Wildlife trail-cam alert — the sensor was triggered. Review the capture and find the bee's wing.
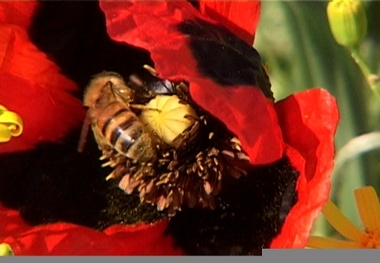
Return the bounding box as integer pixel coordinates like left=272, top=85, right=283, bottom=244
left=128, top=66, right=176, bottom=100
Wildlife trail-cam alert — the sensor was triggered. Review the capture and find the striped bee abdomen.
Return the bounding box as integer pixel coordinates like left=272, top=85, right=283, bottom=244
left=96, top=101, right=156, bottom=163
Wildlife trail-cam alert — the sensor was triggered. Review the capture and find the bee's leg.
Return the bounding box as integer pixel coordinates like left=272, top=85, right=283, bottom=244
left=129, top=74, right=144, bottom=87
left=77, top=110, right=92, bottom=153
left=143, top=64, right=158, bottom=76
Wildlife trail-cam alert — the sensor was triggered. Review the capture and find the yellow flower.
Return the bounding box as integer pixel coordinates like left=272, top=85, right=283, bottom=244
left=307, top=186, right=380, bottom=248
left=0, top=105, right=23, bottom=143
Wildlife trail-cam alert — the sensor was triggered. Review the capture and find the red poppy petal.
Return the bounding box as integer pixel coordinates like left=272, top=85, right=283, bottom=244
left=275, top=88, right=339, bottom=182
left=270, top=88, right=339, bottom=248
left=99, top=1, right=204, bottom=79
left=100, top=1, right=284, bottom=165
left=0, top=12, right=85, bottom=153
left=0, top=2, right=37, bottom=28
left=190, top=78, right=284, bottom=164
left=0, top=204, right=182, bottom=255
left=198, top=1, right=260, bottom=44
left=0, top=204, right=33, bottom=238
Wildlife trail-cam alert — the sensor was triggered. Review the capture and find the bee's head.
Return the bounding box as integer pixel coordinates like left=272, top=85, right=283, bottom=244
left=83, top=71, right=133, bottom=108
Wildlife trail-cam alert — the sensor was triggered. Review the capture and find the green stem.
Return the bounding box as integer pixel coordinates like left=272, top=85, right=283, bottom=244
left=349, top=47, right=380, bottom=101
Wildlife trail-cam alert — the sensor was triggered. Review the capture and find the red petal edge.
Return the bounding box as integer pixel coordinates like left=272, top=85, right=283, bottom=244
left=0, top=204, right=182, bottom=255
left=271, top=88, right=339, bottom=248
left=199, top=1, right=261, bottom=44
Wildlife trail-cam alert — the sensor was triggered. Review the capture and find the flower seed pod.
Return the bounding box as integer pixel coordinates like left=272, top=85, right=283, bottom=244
left=327, top=0, right=367, bottom=48
left=139, top=95, right=198, bottom=147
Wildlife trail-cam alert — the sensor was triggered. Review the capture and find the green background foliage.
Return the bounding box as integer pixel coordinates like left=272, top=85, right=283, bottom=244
left=255, top=0, right=380, bottom=237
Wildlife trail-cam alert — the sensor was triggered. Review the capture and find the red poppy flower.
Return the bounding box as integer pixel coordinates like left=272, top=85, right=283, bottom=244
left=0, top=1, right=85, bottom=154
left=0, top=0, right=339, bottom=255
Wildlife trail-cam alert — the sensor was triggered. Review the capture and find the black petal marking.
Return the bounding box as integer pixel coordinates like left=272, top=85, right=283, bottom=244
left=27, top=1, right=153, bottom=91
left=165, top=156, right=299, bottom=255
left=177, top=19, right=273, bottom=99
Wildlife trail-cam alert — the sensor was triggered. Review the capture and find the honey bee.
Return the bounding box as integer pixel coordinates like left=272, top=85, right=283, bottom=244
left=77, top=67, right=249, bottom=216
left=77, top=71, right=157, bottom=163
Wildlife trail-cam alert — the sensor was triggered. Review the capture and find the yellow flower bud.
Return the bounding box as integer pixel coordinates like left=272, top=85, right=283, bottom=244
left=0, top=243, right=14, bottom=256
left=139, top=95, right=198, bottom=147
left=0, top=105, right=23, bottom=143
left=327, top=0, right=367, bottom=48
